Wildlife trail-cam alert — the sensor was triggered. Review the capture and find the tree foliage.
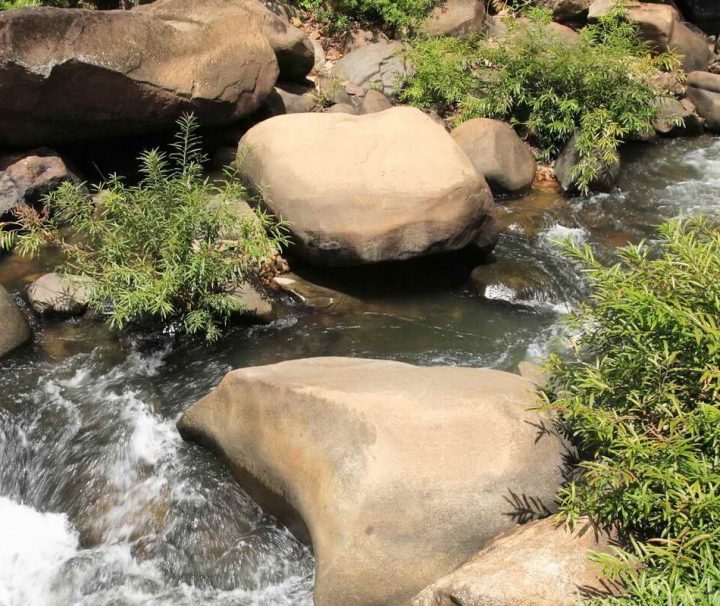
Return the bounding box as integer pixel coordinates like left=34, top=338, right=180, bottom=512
left=402, top=7, right=682, bottom=193
left=542, top=217, right=720, bottom=604
left=1, top=115, right=288, bottom=341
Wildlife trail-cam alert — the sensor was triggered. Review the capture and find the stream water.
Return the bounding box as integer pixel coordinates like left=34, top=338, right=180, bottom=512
left=0, top=135, right=718, bottom=606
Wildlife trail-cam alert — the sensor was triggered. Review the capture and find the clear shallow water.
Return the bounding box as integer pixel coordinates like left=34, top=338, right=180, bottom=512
left=0, top=135, right=719, bottom=605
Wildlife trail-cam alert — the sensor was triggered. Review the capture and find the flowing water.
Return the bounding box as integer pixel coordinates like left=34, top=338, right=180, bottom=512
left=0, top=135, right=719, bottom=605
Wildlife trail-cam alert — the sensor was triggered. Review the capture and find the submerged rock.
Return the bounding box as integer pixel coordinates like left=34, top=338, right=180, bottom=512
left=178, top=357, right=568, bottom=606
left=238, top=107, right=496, bottom=266
left=0, top=0, right=296, bottom=146
left=411, top=517, right=615, bottom=606
left=0, top=149, right=81, bottom=218
left=451, top=118, right=536, bottom=193
left=27, top=272, right=93, bottom=316
left=0, top=285, right=30, bottom=358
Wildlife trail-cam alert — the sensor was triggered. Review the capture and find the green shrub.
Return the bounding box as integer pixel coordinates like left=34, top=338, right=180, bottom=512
left=542, top=217, right=720, bottom=604
left=290, top=0, right=439, bottom=30
left=401, top=8, right=681, bottom=193
left=0, top=115, right=288, bottom=341
left=0, top=0, right=42, bottom=9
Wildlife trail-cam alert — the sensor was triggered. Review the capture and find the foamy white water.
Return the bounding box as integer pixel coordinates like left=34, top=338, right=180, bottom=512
left=0, top=497, right=79, bottom=606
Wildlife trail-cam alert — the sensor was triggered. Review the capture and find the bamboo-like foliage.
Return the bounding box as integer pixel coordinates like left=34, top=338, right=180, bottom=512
left=542, top=217, right=720, bottom=604
left=1, top=114, right=288, bottom=341
left=401, top=6, right=683, bottom=194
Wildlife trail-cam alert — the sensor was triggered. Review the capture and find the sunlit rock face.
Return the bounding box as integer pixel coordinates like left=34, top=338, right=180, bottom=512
left=178, top=357, right=569, bottom=606
left=0, top=0, right=313, bottom=146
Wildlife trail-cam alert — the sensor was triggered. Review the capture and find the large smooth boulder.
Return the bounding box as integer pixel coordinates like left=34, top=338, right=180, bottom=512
left=0, top=0, right=290, bottom=146
left=178, top=357, right=568, bottom=606
left=139, top=0, right=315, bottom=82
left=0, top=149, right=80, bottom=218
left=686, top=70, right=720, bottom=131
left=422, top=0, right=487, bottom=37
left=332, top=41, right=409, bottom=96
left=588, top=0, right=710, bottom=71
left=27, top=272, right=93, bottom=316
left=451, top=118, right=536, bottom=193
left=0, top=285, right=30, bottom=358
left=238, top=107, right=497, bottom=266
left=411, top=517, right=614, bottom=606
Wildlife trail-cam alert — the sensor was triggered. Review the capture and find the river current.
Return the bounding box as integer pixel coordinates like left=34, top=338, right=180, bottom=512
left=0, top=136, right=718, bottom=605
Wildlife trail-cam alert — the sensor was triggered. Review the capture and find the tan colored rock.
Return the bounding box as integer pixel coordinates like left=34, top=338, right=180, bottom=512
left=0, top=285, right=30, bottom=358
left=0, top=0, right=283, bottom=146
left=230, top=282, right=275, bottom=323
left=451, top=118, right=536, bottom=193
left=361, top=89, right=393, bottom=113
left=326, top=102, right=360, bottom=114
left=332, top=41, right=409, bottom=96
left=238, top=107, right=496, bottom=266
left=0, top=149, right=80, bottom=217
left=652, top=96, right=704, bottom=135
left=140, top=0, right=314, bottom=82
left=411, top=517, right=615, bottom=606
left=27, top=272, right=93, bottom=316
left=178, top=357, right=568, bottom=606
left=686, top=70, right=720, bottom=131
left=274, top=81, right=320, bottom=114
left=588, top=1, right=710, bottom=71
left=422, top=0, right=487, bottom=38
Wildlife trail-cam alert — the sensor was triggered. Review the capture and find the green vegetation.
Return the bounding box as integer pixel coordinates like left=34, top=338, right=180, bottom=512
left=402, top=8, right=681, bottom=193
left=542, top=217, right=720, bottom=604
left=290, top=0, right=439, bottom=31
left=1, top=115, right=287, bottom=341
left=0, top=0, right=42, bottom=9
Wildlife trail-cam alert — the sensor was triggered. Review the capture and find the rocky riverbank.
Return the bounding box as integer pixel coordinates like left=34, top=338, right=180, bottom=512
left=1, top=1, right=720, bottom=604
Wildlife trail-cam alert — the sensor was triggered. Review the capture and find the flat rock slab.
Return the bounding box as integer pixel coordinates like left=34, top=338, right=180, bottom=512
left=178, top=357, right=568, bottom=606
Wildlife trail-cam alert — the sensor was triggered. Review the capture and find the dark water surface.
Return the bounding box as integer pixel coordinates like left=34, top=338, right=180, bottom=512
left=0, top=136, right=718, bottom=605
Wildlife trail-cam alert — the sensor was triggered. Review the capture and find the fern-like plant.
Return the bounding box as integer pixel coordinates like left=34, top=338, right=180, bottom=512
left=542, top=217, right=720, bottom=604
left=1, top=114, right=288, bottom=341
